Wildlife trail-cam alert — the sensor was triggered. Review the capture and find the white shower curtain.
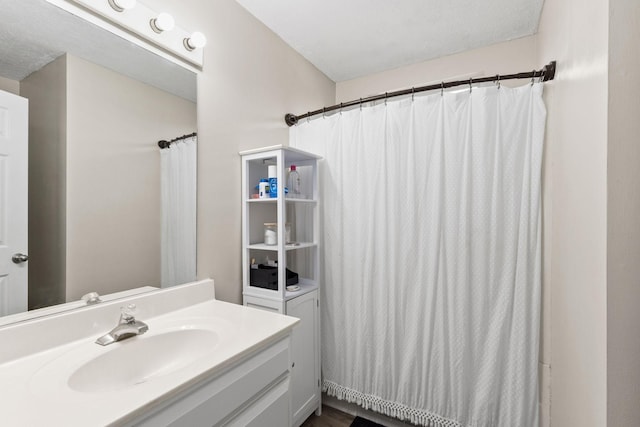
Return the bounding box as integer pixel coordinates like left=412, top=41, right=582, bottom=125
left=290, top=84, right=546, bottom=427
left=160, top=136, right=197, bottom=288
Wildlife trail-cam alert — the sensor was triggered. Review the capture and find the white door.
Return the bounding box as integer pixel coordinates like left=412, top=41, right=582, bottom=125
left=0, top=90, right=28, bottom=316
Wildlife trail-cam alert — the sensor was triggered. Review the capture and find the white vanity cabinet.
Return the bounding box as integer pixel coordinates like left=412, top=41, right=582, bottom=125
left=240, top=146, right=322, bottom=427
left=0, top=280, right=301, bottom=427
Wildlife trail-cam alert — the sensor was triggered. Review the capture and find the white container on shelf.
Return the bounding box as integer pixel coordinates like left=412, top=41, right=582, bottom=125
left=264, top=222, right=291, bottom=245
left=258, top=179, right=270, bottom=198
left=264, top=223, right=277, bottom=245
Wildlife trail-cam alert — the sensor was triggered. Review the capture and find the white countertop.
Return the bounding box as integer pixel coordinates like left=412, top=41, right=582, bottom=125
left=0, top=282, right=298, bottom=426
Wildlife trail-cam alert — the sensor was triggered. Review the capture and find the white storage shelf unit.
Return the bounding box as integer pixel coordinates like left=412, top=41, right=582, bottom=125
left=241, top=146, right=320, bottom=304
left=240, top=145, right=323, bottom=427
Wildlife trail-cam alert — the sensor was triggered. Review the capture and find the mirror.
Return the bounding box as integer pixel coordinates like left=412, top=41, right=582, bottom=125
left=0, top=0, right=198, bottom=323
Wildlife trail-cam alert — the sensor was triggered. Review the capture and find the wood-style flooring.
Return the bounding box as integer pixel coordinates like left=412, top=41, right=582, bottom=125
left=301, top=405, right=355, bottom=427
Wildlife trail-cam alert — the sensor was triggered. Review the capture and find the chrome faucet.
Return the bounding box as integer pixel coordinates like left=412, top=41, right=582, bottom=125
left=95, top=304, right=149, bottom=346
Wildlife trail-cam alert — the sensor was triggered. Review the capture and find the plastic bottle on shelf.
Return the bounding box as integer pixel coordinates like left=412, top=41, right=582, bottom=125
left=258, top=179, right=270, bottom=199
left=268, top=165, right=278, bottom=199
left=288, top=165, right=301, bottom=198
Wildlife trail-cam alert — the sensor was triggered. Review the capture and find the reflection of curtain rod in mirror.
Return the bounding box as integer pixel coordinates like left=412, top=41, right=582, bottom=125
left=158, top=132, right=197, bottom=149
left=45, top=0, right=206, bottom=70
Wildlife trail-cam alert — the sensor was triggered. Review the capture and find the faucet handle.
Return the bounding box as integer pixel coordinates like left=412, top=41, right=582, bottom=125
left=120, top=304, right=137, bottom=322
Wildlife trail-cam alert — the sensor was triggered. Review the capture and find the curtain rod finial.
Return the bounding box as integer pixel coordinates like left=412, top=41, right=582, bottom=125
left=285, top=113, right=298, bottom=127
left=543, top=61, right=557, bottom=81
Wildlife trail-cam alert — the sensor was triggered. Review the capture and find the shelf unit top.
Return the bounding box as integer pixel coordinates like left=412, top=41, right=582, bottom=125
left=239, top=145, right=322, bottom=162
left=246, top=198, right=317, bottom=204
left=244, top=280, right=318, bottom=302
left=248, top=242, right=318, bottom=251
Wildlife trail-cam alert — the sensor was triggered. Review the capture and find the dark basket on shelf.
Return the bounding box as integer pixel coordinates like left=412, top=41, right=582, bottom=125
left=250, top=265, right=299, bottom=290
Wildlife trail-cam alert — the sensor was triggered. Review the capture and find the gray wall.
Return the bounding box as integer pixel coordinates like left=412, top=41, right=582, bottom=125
left=607, top=0, right=640, bottom=424
left=21, top=55, right=67, bottom=310
left=145, top=0, right=336, bottom=303
left=65, top=55, right=196, bottom=300
left=537, top=0, right=609, bottom=424
left=0, top=76, right=19, bottom=95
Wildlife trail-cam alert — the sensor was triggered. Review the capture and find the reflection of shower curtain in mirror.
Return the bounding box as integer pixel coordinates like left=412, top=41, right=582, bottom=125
left=291, top=84, right=546, bottom=427
left=160, top=137, right=197, bottom=287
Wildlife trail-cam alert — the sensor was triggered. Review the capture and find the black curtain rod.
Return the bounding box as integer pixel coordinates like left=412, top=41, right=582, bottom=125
left=285, top=61, right=557, bottom=127
left=158, top=132, right=197, bottom=149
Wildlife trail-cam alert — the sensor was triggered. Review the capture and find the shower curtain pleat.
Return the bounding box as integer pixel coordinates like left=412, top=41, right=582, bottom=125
left=290, top=84, right=546, bottom=427
left=160, top=137, right=197, bottom=288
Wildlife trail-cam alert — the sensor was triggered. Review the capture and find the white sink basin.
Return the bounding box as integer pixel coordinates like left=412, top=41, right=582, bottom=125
left=68, top=329, right=219, bottom=393
left=30, top=324, right=223, bottom=398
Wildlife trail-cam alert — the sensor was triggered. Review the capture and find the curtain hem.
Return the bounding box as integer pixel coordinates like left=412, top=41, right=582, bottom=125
left=323, top=380, right=463, bottom=427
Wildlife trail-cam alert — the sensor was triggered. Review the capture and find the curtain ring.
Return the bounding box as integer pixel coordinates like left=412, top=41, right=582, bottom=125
left=496, top=74, right=500, bottom=89
left=469, top=78, right=473, bottom=93
left=340, top=102, right=343, bottom=115
left=360, top=98, right=363, bottom=111
left=441, top=82, right=444, bottom=96
left=411, top=87, right=415, bottom=102
left=384, top=92, right=388, bottom=106
left=531, top=70, right=536, bottom=86
left=322, top=107, right=326, bottom=119
left=307, top=112, right=310, bottom=123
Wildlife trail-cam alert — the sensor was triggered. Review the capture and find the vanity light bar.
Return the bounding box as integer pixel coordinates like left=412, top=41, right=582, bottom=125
left=46, top=0, right=205, bottom=68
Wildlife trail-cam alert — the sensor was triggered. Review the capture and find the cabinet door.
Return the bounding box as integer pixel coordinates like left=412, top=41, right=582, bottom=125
left=286, top=290, right=320, bottom=426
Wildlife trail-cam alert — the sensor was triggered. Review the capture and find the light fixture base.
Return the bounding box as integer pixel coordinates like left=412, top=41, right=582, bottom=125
left=107, top=0, right=124, bottom=12
left=183, top=32, right=206, bottom=51
left=149, top=12, right=175, bottom=33
left=183, top=38, right=195, bottom=51
left=150, top=18, right=162, bottom=33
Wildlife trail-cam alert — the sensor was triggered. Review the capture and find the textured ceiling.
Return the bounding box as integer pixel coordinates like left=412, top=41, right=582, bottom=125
left=234, top=0, right=544, bottom=82
left=0, top=0, right=196, bottom=101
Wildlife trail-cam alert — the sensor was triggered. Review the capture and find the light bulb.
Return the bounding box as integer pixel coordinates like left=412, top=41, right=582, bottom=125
left=108, top=0, right=136, bottom=12
left=184, top=32, right=207, bottom=51
left=150, top=12, right=175, bottom=33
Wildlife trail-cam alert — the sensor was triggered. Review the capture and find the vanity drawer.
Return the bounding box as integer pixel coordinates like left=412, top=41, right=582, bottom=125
left=130, top=336, right=291, bottom=427
left=224, top=376, right=290, bottom=427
